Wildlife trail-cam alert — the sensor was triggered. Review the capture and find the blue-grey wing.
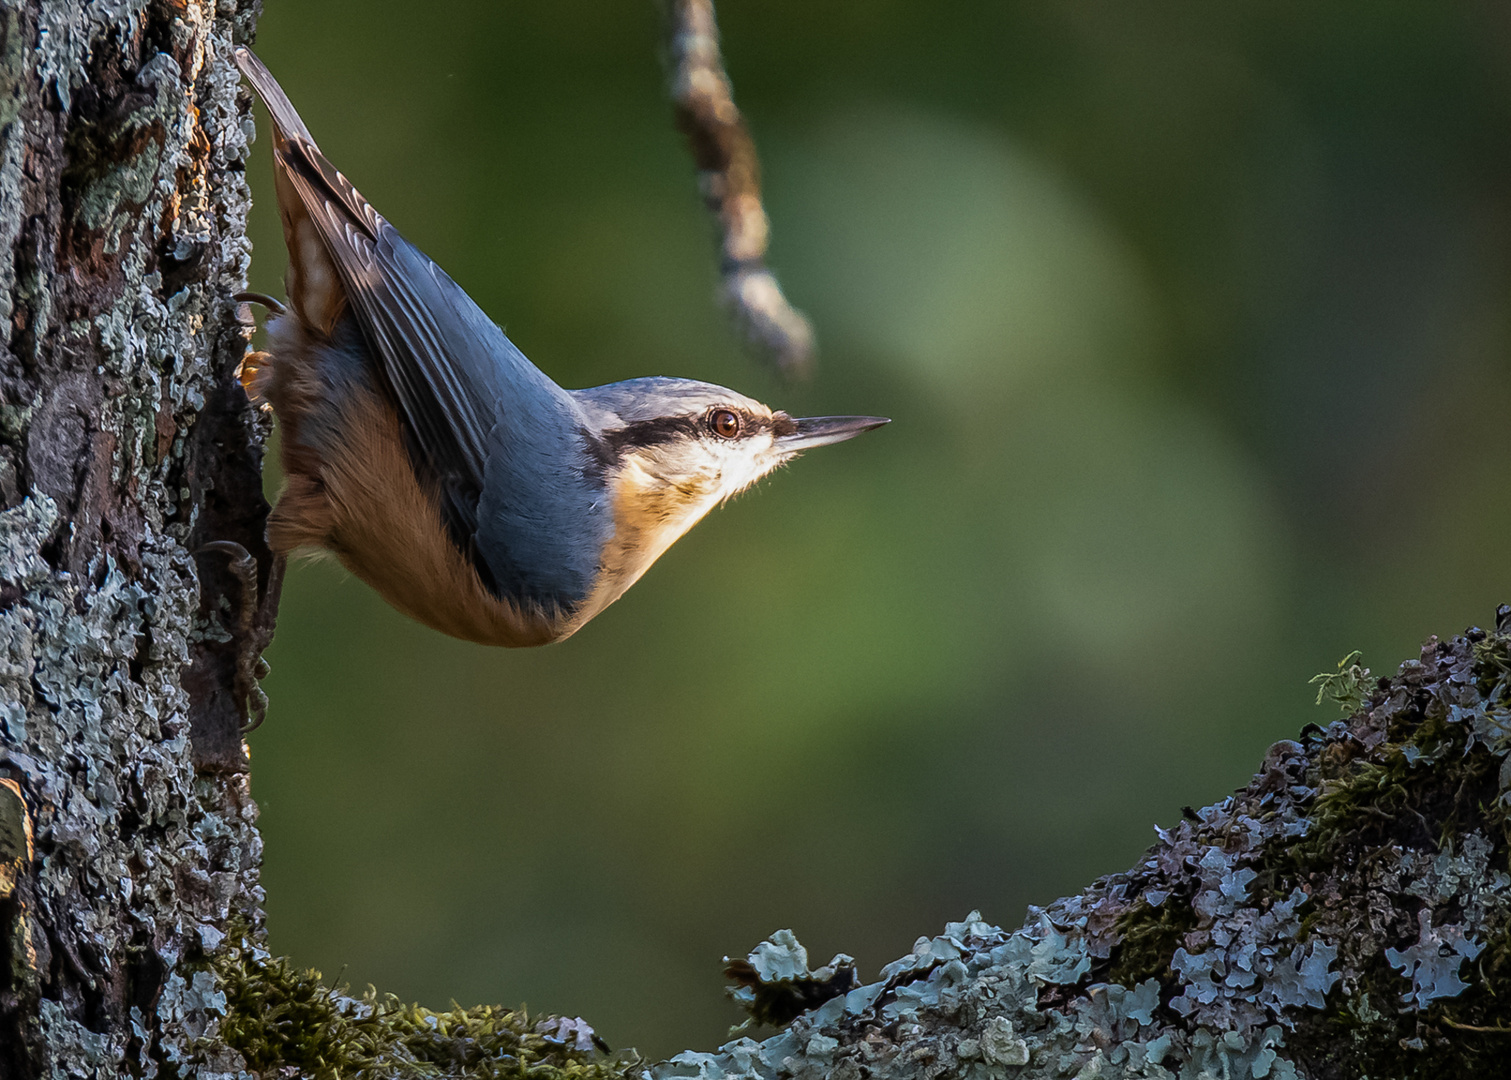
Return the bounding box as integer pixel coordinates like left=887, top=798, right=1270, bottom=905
left=238, top=48, right=605, bottom=609
left=236, top=47, right=511, bottom=543
left=289, top=158, right=606, bottom=608
left=282, top=144, right=511, bottom=539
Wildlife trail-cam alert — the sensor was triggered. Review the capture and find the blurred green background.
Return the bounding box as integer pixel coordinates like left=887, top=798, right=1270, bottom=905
left=244, top=0, right=1511, bottom=1058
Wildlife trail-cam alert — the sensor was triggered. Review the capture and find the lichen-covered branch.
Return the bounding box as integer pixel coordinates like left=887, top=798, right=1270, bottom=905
left=196, top=615, right=1511, bottom=1080
left=3, top=3, right=1508, bottom=1077
left=654, top=620, right=1511, bottom=1080
left=666, top=0, right=815, bottom=378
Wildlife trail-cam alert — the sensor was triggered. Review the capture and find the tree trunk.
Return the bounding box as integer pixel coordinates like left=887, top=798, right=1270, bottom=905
left=0, top=3, right=1507, bottom=1078
left=0, top=1, right=269, bottom=1076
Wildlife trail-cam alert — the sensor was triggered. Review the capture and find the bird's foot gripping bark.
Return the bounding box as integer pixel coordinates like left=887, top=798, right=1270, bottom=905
left=194, top=541, right=284, bottom=732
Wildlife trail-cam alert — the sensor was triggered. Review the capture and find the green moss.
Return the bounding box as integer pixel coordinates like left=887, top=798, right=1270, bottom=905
left=1105, top=897, right=1198, bottom=991
left=1289, top=647, right=1508, bottom=868
left=1309, top=650, right=1372, bottom=714
left=0, top=8, right=26, bottom=131
left=1279, top=628, right=1511, bottom=1077
left=1295, top=952, right=1511, bottom=1077
left=209, top=935, right=641, bottom=1080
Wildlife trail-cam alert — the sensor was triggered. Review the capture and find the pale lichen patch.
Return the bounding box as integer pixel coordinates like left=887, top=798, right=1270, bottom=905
left=1, top=0, right=266, bottom=1073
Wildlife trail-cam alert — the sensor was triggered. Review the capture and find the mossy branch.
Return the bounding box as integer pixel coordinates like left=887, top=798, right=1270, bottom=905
left=209, top=933, right=638, bottom=1080
left=211, top=615, right=1511, bottom=1080
left=5, top=2, right=1509, bottom=1078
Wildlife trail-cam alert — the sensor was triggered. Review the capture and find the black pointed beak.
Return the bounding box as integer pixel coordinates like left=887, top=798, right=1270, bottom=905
left=775, top=415, right=890, bottom=453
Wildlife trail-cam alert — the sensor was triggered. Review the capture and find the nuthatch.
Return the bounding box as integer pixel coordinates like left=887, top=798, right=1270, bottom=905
left=233, top=49, right=887, bottom=647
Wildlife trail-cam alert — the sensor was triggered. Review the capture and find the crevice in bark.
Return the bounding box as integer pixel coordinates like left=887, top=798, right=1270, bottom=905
left=0, top=0, right=268, bottom=1075
left=2, top=1, right=1508, bottom=1077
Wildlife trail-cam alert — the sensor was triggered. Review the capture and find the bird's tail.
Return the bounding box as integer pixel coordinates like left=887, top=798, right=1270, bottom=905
left=232, top=46, right=347, bottom=337
left=234, top=46, right=318, bottom=150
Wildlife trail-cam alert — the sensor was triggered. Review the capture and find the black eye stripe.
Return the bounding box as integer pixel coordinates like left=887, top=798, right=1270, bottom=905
left=602, top=409, right=782, bottom=453
left=601, top=415, right=703, bottom=454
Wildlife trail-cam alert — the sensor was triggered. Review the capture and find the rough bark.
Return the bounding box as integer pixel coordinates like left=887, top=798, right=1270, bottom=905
left=663, top=623, right=1511, bottom=1080
left=187, top=615, right=1511, bottom=1080
left=0, top=2, right=1508, bottom=1079
left=0, top=1, right=270, bottom=1076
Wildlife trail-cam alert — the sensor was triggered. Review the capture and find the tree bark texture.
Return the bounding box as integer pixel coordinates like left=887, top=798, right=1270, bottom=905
left=0, top=3, right=1508, bottom=1078
left=0, top=1, right=268, bottom=1077
left=180, top=617, right=1511, bottom=1080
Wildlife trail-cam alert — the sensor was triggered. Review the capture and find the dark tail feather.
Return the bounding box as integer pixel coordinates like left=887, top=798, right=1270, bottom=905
left=234, top=46, right=347, bottom=337
left=234, top=47, right=318, bottom=149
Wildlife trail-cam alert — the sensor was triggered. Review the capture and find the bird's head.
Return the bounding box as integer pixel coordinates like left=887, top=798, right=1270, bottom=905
left=581, top=377, right=886, bottom=512
left=572, top=377, right=887, bottom=588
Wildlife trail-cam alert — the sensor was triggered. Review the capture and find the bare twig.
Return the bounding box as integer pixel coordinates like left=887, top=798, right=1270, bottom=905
left=667, top=0, right=815, bottom=378
left=1441, top=1016, right=1511, bottom=1034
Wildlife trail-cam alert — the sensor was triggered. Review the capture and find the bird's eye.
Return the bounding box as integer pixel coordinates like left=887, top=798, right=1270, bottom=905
left=708, top=409, right=741, bottom=439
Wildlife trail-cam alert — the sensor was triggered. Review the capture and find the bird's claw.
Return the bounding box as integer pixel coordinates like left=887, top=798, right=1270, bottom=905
left=193, top=541, right=284, bottom=733
left=233, top=290, right=287, bottom=316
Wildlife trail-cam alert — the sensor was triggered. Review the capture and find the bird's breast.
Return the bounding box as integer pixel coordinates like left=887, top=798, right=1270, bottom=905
left=559, top=456, right=720, bottom=634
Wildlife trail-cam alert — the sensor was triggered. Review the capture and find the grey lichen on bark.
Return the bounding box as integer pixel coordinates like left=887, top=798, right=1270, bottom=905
left=666, top=625, right=1511, bottom=1080
left=0, top=2, right=1508, bottom=1078
left=0, top=1, right=270, bottom=1076
left=180, top=617, right=1511, bottom=1080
